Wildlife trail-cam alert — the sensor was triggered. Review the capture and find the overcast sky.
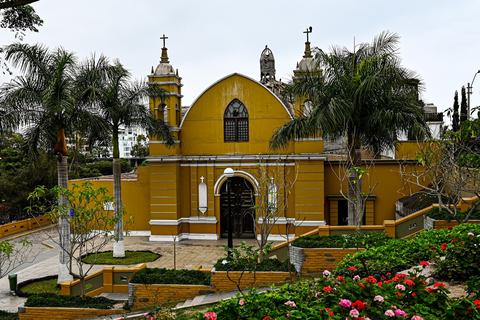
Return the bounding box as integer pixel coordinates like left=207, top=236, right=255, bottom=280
left=2, top=0, right=480, bottom=115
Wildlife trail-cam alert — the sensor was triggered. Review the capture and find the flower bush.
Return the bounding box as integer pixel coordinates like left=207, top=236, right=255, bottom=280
left=337, top=224, right=480, bottom=278
left=197, top=270, right=480, bottom=319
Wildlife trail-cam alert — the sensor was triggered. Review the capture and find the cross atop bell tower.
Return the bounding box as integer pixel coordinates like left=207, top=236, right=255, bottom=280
left=303, top=26, right=313, bottom=58
left=160, top=34, right=169, bottom=63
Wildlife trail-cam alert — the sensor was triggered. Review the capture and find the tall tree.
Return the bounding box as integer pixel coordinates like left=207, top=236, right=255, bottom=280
left=452, top=90, right=460, bottom=131
left=0, top=0, right=42, bottom=34
left=460, top=86, right=468, bottom=124
left=78, top=57, right=173, bottom=257
left=271, top=32, right=429, bottom=225
left=0, top=43, right=103, bottom=283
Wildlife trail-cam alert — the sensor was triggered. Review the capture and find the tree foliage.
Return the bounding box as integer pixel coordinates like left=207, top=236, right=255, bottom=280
left=452, top=90, right=460, bottom=131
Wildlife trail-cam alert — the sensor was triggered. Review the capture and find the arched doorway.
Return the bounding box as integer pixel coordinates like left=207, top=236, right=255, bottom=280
left=220, top=177, right=255, bottom=239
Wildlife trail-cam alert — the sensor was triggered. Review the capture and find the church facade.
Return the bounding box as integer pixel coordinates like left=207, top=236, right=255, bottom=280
left=80, top=35, right=422, bottom=241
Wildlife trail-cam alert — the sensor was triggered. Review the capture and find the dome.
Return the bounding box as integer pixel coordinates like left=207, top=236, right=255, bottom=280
left=154, top=62, right=175, bottom=76
left=297, top=56, right=317, bottom=72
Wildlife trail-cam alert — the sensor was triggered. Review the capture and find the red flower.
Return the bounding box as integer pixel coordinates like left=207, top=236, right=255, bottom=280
left=359, top=283, right=365, bottom=289
left=263, top=316, right=273, bottom=320
left=411, top=292, right=417, bottom=297
left=434, top=282, right=446, bottom=288
left=474, top=300, right=480, bottom=305
left=441, top=243, right=448, bottom=251
left=337, top=275, right=345, bottom=282
left=404, top=279, right=415, bottom=287
left=347, top=266, right=358, bottom=272
left=419, top=261, right=430, bottom=267
left=395, top=291, right=403, bottom=297
left=366, top=276, right=377, bottom=283
left=426, top=288, right=434, bottom=293
left=204, top=312, right=217, bottom=320
left=377, top=281, right=383, bottom=287
left=323, top=286, right=333, bottom=293
left=352, top=299, right=366, bottom=310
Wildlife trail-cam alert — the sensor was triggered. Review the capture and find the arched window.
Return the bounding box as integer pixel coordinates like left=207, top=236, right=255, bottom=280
left=224, top=99, right=249, bottom=142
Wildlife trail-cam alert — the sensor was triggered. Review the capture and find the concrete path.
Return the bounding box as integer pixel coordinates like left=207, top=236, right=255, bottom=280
left=0, top=227, right=257, bottom=313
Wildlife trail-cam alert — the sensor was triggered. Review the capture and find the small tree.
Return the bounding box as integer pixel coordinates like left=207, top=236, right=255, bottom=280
left=252, top=162, right=297, bottom=261
left=130, top=134, right=149, bottom=158
left=400, top=130, right=480, bottom=223
left=0, top=238, right=33, bottom=279
left=29, top=182, right=118, bottom=296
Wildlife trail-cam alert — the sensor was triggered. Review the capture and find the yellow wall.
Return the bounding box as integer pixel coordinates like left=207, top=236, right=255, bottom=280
left=324, top=161, right=422, bottom=224
left=70, top=166, right=150, bottom=231
left=179, top=73, right=323, bottom=155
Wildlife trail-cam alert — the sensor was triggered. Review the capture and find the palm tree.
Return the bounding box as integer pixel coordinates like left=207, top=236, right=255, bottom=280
left=271, top=32, right=429, bottom=226
left=0, top=43, right=103, bottom=283
left=79, top=57, right=173, bottom=257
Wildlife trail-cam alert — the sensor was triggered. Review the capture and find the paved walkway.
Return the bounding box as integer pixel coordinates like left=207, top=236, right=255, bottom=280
left=0, top=227, right=257, bottom=313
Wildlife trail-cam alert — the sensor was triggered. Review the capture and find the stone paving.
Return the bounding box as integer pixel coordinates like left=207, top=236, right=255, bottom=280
left=0, top=226, right=257, bottom=313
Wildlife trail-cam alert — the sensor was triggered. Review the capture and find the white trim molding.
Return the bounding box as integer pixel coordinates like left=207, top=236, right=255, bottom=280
left=126, top=230, right=151, bottom=237
left=257, top=217, right=296, bottom=225
left=256, top=234, right=296, bottom=241
left=147, top=154, right=326, bottom=163
left=149, top=216, right=218, bottom=226
left=213, top=170, right=260, bottom=196
left=149, top=233, right=219, bottom=242
left=295, top=220, right=327, bottom=227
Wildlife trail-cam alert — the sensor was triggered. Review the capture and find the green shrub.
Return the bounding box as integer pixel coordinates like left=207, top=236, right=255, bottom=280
left=213, top=242, right=294, bottom=272
left=130, top=268, right=211, bottom=285
left=25, top=294, right=116, bottom=309
left=427, top=207, right=480, bottom=221
left=292, top=232, right=390, bottom=249
left=435, top=230, right=480, bottom=282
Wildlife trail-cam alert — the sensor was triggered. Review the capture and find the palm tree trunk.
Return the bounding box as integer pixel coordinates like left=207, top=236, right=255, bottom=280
left=56, top=129, right=73, bottom=284
left=112, top=128, right=125, bottom=258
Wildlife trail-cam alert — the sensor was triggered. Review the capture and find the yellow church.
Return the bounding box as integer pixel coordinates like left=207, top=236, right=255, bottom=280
left=84, top=34, right=426, bottom=241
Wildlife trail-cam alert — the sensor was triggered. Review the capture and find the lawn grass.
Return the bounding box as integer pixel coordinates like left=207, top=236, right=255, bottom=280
left=0, top=310, right=17, bottom=320
left=19, top=278, right=60, bottom=295
left=82, top=250, right=160, bottom=265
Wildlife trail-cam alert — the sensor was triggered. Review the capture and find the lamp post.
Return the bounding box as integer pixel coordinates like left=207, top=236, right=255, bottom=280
left=467, top=70, right=480, bottom=119
left=224, top=168, right=235, bottom=256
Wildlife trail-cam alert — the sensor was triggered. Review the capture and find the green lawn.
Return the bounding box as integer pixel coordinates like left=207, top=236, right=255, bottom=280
left=82, top=250, right=160, bottom=265
left=19, top=278, right=60, bottom=296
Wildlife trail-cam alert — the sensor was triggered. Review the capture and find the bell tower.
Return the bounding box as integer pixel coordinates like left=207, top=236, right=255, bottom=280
left=260, top=45, right=276, bottom=84
left=148, top=34, right=183, bottom=145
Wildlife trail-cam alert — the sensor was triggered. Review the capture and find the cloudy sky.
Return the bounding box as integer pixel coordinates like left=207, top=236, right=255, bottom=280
left=2, top=0, right=480, bottom=115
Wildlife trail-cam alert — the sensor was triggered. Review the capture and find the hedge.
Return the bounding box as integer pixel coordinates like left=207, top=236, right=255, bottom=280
left=25, top=294, right=117, bottom=309
left=130, top=268, right=211, bottom=285
left=292, top=232, right=390, bottom=248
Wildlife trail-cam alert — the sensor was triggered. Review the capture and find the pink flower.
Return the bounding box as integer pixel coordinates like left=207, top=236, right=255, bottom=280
left=323, top=270, right=331, bottom=277
left=349, top=308, right=360, bottom=318
left=204, top=311, right=217, bottom=320
left=353, top=275, right=361, bottom=281
left=395, top=284, right=406, bottom=291
left=373, top=295, right=384, bottom=303
left=395, top=309, right=408, bottom=317
left=339, top=298, right=352, bottom=308
left=385, top=309, right=395, bottom=317
left=239, top=299, right=245, bottom=306
left=284, top=300, right=297, bottom=308
left=411, top=316, right=424, bottom=320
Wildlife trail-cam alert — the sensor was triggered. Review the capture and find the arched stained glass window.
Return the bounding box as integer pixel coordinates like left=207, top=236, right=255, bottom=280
left=224, top=99, right=249, bottom=142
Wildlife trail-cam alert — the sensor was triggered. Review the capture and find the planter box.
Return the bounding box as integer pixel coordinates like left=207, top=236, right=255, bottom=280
left=424, top=216, right=480, bottom=230
left=128, top=283, right=214, bottom=310
left=18, top=306, right=124, bottom=320
left=210, top=269, right=292, bottom=292
left=290, top=246, right=363, bottom=274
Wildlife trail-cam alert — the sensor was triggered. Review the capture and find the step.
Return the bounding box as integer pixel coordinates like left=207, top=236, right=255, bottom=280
left=98, top=292, right=129, bottom=301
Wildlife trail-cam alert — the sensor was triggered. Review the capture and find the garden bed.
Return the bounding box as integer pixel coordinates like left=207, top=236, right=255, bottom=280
left=17, top=275, right=60, bottom=297
left=128, top=268, right=213, bottom=309
left=290, top=233, right=389, bottom=274
left=81, top=250, right=160, bottom=265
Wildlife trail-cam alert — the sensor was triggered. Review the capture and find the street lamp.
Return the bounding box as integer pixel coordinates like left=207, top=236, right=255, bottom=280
left=223, top=168, right=235, bottom=256
left=467, top=70, right=480, bottom=119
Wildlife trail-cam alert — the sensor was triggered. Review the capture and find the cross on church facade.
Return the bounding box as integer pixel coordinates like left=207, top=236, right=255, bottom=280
left=161, top=34, right=168, bottom=48
left=303, top=26, right=312, bottom=42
